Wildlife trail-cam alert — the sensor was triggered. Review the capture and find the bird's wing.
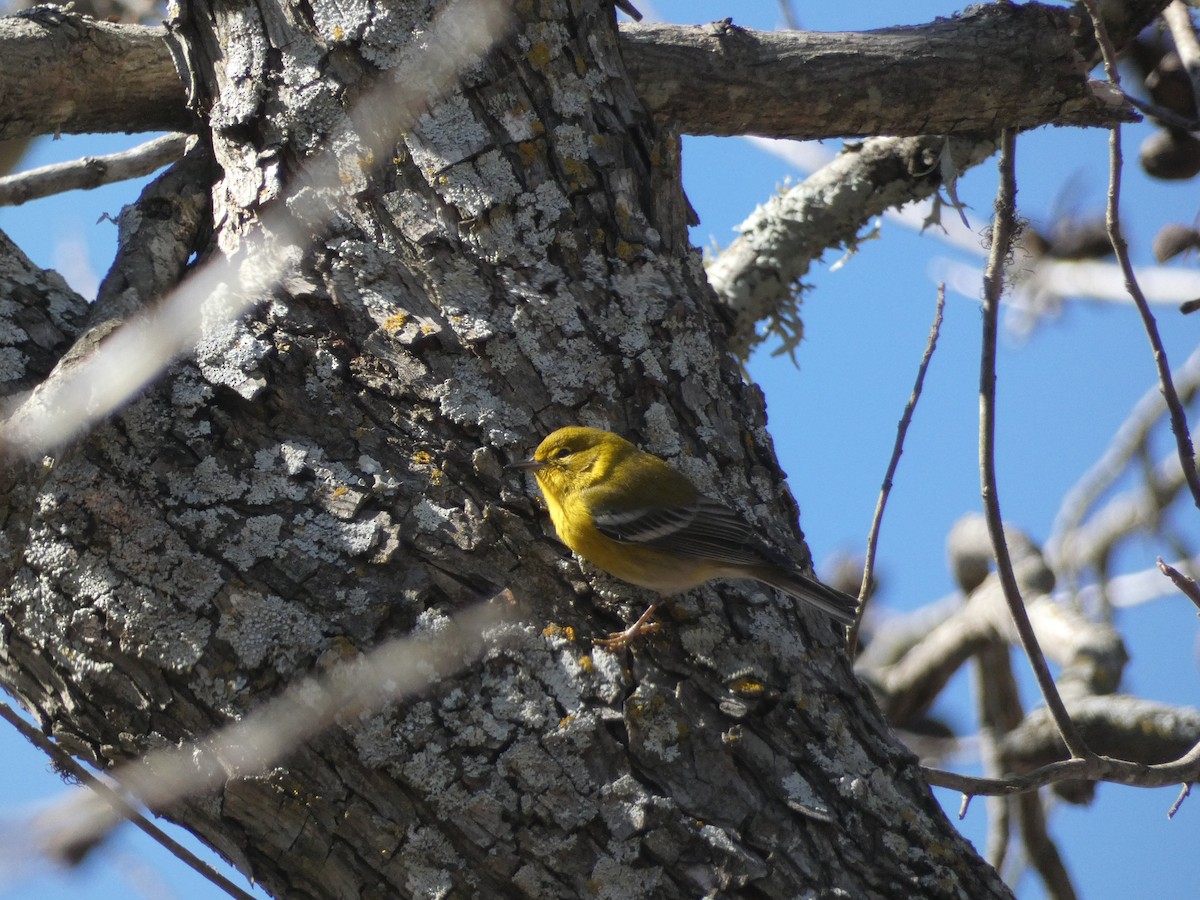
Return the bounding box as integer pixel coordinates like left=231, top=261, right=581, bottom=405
left=593, top=496, right=785, bottom=568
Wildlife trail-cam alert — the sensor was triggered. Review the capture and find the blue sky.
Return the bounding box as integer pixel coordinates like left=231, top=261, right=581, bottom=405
left=2, top=2, right=1199, bottom=898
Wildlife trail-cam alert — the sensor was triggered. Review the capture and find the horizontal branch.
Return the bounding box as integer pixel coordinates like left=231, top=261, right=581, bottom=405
left=622, top=5, right=1132, bottom=140
left=0, top=133, right=189, bottom=205
left=0, top=8, right=190, bottom=140
left=924, top=733, right=1200, bottom=797
left=0, top=4, right=1136, bottom=142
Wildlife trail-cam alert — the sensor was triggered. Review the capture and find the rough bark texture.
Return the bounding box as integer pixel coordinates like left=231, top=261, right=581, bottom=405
left=0, top=1, right=1019, bottom=898
left=622, top=5, right=1129, bottom=139
left=0, top=7, right=192, bottom=140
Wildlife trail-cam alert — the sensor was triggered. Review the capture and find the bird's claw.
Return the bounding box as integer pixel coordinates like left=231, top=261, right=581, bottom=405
left=594, top=619, right=661, bottom=650
left=593, top=602, right=662, bottom=650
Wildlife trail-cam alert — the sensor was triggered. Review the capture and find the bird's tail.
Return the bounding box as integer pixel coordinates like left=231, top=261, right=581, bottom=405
left=755, top=568, right=859, bottom=626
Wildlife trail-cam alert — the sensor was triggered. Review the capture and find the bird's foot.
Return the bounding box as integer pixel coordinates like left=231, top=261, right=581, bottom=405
left=594, top=602, right=661, bottom=650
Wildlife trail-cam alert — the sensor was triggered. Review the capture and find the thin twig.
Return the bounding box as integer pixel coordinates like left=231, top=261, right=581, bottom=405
left=1167, top=783, right=1191, bottom=818
left=0, top=701, right=257, bottom=900
left=1158, top=556, right=1200, bottom=610
left=0, top=134, right=189, bottom=206
left=848, top=284, right=944, bottom=656
left=1084, top=0, right=1200, bottom=511
left=979, top=129, right=1090, bottom=760
left=924, top=735, right=1200, bottom=796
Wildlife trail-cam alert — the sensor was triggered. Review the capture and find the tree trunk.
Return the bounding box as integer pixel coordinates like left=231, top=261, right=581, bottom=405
left=0, top=1, right=1011, bottom=896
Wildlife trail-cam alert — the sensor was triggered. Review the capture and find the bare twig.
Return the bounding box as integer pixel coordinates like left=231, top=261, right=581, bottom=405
left=0, top=133, right=188, bottom=206
left=1167, top=783, right=1191, bottom=818
left=1084, top=0, right=1200, bottom=510
left=848, top=285, right=944, bottom=656
left=1158, top=557, right=1200, bottom=609
left=924, top=735, right=1200, bottom=795
left=979, top=129, right=1089, bottom=760
left=0, top=701, right=257, bottom=900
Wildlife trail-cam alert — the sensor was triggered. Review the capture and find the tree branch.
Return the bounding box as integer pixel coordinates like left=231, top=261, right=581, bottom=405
left=0, top=133, right=190, bottom=206
left=0, top=3, right=1147, bottom=142
left=622, top=5, right=1131, bottom=140
left=0, top=9, right=190, bottom=140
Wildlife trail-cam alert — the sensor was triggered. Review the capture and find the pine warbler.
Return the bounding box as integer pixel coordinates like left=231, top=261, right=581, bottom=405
left=510, top=426, right=858, bottom=648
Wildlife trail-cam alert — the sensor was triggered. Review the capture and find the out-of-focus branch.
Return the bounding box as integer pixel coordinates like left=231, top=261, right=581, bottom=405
left=865, top=566, right=1124, bottom=727
left=0, top=701, right=258, bottom=900
left=0, top=133, right=189, bottom=206
left=1050, top=345, right=1200, bottom=573
left=974, top=623, right=1022, bottom=870
left=1016, top=791, right=1077, bottom=900
left=1162, top=2, right=1200, bottom=114
left=1000, top=696, right=1200, bottom=780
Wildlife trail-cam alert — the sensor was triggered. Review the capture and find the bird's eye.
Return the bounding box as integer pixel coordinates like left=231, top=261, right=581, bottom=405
left=552, top=447, right=573, bottom=459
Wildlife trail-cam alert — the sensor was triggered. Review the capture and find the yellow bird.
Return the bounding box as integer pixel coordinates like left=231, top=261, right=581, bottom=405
left=510, top=426, right=858, bottom=648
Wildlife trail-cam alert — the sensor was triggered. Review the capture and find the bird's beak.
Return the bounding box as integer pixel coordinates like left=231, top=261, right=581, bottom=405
left=506, top=457, right=543, bottom=472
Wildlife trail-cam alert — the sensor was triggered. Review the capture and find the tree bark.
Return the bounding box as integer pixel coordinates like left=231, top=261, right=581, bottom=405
left=0, top=1, right=1023, bottom=897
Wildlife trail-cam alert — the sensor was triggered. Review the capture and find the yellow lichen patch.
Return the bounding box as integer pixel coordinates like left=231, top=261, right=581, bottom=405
left=730, top=676, right=765, bottom=696
left=627, top=694, right=665, bottom=720
left=614, top=239, right=639, bottom=262
left=577, top=654, right=594, bottom=673
left=383, top=312, right=407, bottom=333
left=518, top=141, right=540, bottom=167
left=542, top=623, right=576, bottom=641
left=526, top=42, right=552, bottom=69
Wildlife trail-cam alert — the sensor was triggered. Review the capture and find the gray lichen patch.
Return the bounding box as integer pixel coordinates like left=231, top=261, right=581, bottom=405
left=214, top=588, right=326, bottom=670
